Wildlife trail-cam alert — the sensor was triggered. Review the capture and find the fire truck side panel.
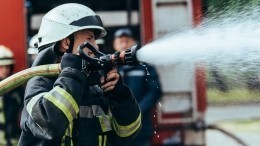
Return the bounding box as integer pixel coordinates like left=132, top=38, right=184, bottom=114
left=0, top=0, right=27, bottom=72
left=141, top=0, right=205, bottom=145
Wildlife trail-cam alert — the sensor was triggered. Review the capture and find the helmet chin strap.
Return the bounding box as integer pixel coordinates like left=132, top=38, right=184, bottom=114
left=66, top=34, right=75, bottom=53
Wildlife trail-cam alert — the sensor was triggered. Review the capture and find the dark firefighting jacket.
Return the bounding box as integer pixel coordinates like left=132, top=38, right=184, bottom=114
left=18, top=46, right=141, bottom=146
left=119, top=65, right=162, bottom=140
left=0, top=85, right=24, bottom=146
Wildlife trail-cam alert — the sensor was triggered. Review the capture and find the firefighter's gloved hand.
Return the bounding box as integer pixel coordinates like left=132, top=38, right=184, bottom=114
left=110, top=75, right=125, bottom=96
left=61, top=53, right=90, bottom=77
left=101, top=68, right=126, bottom=103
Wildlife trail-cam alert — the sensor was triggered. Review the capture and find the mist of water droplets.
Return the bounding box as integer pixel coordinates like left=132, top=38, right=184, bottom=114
left=137, top=8, right=260, bottom=73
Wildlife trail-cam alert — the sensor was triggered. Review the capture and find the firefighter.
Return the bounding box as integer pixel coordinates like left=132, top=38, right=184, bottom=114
left=27, top=34, right=38, bottom=67
left=18, top=3, right=141, bottom=146
left=0, top=45, right=24, bottom=146
left=113, top=28, right=162, bottom=146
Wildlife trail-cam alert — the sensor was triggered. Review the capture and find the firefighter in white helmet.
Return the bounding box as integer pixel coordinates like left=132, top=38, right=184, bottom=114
left=0, top=45, right=24, bottom=146
left=18, top=3, right=141, bottom=146
left=27, top=34, right=39, bottom=67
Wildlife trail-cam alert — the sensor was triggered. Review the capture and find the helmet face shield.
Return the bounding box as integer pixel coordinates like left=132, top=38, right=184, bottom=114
left=70, top=15, right=105, bottom=39
left=37, top=3, right=107, bottom=49
left=70, top=15, right=103, bottom=28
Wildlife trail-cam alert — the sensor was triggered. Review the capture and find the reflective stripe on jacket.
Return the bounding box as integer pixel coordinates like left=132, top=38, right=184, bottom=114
left=18, top=46, right=141, bottom=146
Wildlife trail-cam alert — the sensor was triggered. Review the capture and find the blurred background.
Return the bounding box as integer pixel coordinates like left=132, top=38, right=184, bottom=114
left=0, top=0, right=260, bottom=146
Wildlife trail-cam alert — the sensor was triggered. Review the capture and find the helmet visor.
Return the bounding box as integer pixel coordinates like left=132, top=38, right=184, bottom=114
left=70, top=15, right=103, bottom=27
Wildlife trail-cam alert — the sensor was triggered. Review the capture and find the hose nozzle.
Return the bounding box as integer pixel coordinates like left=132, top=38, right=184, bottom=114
left=110, top=45, right=140, bottom=66
left=78, top=42, right=141, bottom=70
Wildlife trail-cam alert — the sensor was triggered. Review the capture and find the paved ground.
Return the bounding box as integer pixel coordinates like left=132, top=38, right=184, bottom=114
left=207, top=131, right=260, bottom=146
left=206, top=104, right=260, bottom=146
left=206, top=104, right=260, bottom=124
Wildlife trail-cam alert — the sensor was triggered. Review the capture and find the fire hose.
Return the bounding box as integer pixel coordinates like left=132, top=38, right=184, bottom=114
left=0, top=42, right=140, bottom=96
left=153, top=120, right=249, bottom=146
left=0, top=64, right=61, bottom=96
left=189, top=120, right=249, bottom=146
left=206, top=124, right=249, bottom=146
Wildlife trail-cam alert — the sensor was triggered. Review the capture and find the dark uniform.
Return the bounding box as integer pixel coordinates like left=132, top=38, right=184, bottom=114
left=120, top=64, right=162, bottom=146
left=18, top=46, right=141, bottom=146
left=0, top=85, right=24, bottom=146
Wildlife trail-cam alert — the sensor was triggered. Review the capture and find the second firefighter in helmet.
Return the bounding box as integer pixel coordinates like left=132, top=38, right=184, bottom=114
left=0, top=45, right=24, bottom=146
left=18, top=3, right=141, bottom=146
left=0, top=46, right=15, bottom=79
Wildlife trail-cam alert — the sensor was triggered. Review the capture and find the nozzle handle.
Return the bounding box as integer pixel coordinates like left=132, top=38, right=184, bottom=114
left=78, top=41, right=105, bottom=69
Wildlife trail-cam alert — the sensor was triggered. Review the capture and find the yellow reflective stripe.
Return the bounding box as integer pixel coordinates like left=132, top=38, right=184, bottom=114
left=43, top=86, right=79, bottom=122
left=48, top=89, right=77, bottom=118
left=54, top=86, right=79, bottom=114
left=0, top=97, right=5, bottom=123
left=98, top=115, right=112, bottom=132
left=99, top=135, right=102, bottom=146
left=61, top=122, right=73, bottom=146
left=10, top=138, right=18, bottom=146
left=65, top=122, right=73, bottom=138
left=26, top=92, right=47, bottom=117
left=61, top=136, right=65, bottom=146
left=103, top=135, right=107, bottom=146
left=0, top=130, right=6, bottom=145
left=44, top=93, right=74, bottom=122
left=0, top=97, right=3, bottom=108
left=111, top=113, right=141, bottom=137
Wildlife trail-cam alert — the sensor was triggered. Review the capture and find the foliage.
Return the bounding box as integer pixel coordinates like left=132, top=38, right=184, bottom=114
left=207, top=88, right=260, bottom=104
left=205, top=0, right=260, bottom=18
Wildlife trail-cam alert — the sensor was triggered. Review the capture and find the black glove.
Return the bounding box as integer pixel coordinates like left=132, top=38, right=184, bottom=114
left=61, top=53, right=90, bottom=77
left=105, top=75, right=127, bottom=103
left=110, top=75, right=125, bottom=96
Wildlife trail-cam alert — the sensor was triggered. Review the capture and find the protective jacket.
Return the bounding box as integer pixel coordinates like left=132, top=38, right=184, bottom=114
left=119, top=64, right=162, bottom=141
left=0, top=83, right=24, bottom=146
left=18, top=46, right=141, bottom=146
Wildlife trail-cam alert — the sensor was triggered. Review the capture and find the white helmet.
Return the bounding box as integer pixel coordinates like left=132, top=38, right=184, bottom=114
left=28, top=34, right=39, bottom=55
left=37, top=3, right=107, bottom=48
left=0, top=45, right=15, bottom=66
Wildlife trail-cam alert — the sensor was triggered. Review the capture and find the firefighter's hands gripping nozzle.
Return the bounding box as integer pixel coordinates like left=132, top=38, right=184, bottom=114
left=77, top=42, right=141, bottom=71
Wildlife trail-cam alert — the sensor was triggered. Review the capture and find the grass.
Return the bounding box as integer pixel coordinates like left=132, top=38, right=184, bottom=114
left=207, top=88, right=260, bottom=105
left=218, top=118, right=260, bottom=133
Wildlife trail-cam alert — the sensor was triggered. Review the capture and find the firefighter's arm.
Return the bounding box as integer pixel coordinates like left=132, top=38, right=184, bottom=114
left=101, top=69, right=141, bottom=142
left=107, top=87, right=141, bottom=145
left=22, top=54, right=87, bottom=139
left=139, top=65, right=162, bottom=114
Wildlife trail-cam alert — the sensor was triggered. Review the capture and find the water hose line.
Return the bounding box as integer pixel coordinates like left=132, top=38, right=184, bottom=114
left=191, top=120, right=248, bottom=146
left=0, top=64, right=61, bottom=96
left=206, top=124, right=249, bottom=146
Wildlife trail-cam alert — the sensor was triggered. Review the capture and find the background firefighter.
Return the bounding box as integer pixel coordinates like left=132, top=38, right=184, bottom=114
left=113, top=28, right=162, bottom=146
left=0, top=45, right=24, bottom=146
left=18, top=3, right=141, bottom=146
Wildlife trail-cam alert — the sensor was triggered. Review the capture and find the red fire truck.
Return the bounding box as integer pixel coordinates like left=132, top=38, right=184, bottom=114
left=0, top=1, right=27, bottom=73
left=0, top=0, right=207, bottom=145
left=140, top=1, right=206, bottom=146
